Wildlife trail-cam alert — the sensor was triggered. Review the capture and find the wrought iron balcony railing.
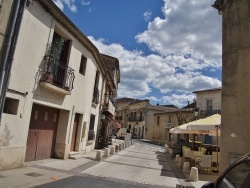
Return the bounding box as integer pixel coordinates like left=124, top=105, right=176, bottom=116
left=127, top=116, right=144, bottom=122
left=41, top=61, right=75, bottom=91
left=88, top=130, right=95, bottom=141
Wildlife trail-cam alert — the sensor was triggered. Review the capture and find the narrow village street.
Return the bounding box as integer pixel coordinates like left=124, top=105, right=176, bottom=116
left=0, top=140, right=215, bottom=188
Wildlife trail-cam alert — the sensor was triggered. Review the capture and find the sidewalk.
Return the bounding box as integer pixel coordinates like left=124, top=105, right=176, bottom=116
left=0, top=139, right=216, bottom=188
left=0, top=139, right=125, bottom=188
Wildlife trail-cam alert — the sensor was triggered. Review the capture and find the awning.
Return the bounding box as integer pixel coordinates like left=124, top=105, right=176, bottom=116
left=103, top=114, right=121, bottom=128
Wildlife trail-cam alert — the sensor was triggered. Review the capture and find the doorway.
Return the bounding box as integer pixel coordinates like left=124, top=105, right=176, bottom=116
left=71, top=113, right=79, bottom=151
left=25, top=104, right=59, bottom=162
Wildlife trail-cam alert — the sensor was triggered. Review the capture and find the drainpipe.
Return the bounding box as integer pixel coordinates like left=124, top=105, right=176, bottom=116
left=0, top=0, right=27, bottom=122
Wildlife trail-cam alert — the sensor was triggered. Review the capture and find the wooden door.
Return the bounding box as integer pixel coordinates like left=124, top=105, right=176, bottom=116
left=70, top=114, right=79, bottom=151
left=25, top=104, right=59, bottom=162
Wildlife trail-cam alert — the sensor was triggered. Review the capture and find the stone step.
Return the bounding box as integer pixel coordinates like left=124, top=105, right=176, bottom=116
left=69, top=152, right=84, bottom=160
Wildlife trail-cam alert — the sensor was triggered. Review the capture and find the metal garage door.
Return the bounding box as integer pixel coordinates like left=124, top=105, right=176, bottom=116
left=25, top=104, right=59, bottom=162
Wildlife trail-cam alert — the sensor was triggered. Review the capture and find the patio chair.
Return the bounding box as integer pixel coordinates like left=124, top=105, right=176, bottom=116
left=199, top=155, right=212, bottom=173
left=185, top=150, right=195, bottom=160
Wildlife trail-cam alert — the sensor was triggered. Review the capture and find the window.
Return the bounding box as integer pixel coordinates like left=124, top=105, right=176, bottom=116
left=92, top=71, right=100, bottom=104
left=206, top=99, right=213, bottom=111
left=220, top=162, right=250, bottom=188
left=169, top=115, right=173, bottom=123
left=157, top=116, right=160, bottom=125
left=79, top=56, right=87, bottom=75
left=140, top=111, right=143, bottom=121
left=3, top=98, right=19, bottom=115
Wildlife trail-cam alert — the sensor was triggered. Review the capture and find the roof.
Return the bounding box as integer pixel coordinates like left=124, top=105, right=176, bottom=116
left=182, top=102, right=196, bottom=109
left=100, top=54, right=120, bottom=83
left=148, top=103, right=178, bottom=112
left=116, top=98, right=150, bottom=104
left=193, top=87, right=222, bottom=93
left=160, top=104, right=179, bottom=108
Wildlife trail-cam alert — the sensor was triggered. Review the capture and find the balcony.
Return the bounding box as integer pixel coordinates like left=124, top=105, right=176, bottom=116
left=116, top=116, right=123, bottom=120
left=164, top=123, right=174, bottom=129
left=127, top=116, right=144, bottom=122
left=103, top=99, right=116, bottom=116
left=200, top=109, right=221, bottom=117
left=40, top=61, right=75, bottom=95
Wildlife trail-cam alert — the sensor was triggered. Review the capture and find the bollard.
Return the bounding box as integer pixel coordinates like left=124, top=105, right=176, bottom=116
left=177, top=157, right=182, bottom=167
left=175, top=155, right=180, bottom=163
left=95, top=150, right=102, bottom=161
left=123, top=143, right=126, bottom=149
left=119, top=143, right=123, bottom=150
left=189, top=167, right=199, bottom=182
left=115, top=145, right=119, bottom=152
left=183, top=162, right=190, bottom=172
left=104, top=148, right=110, bottom=157
left=110, top=146, right=116, bottom=154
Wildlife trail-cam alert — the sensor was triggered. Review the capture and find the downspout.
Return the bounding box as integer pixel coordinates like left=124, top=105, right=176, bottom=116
left=94, top=75, right=106, bottom=149
left=145, top=101, right=149, bottom=138
left=0, top=0, right=27, bottom=122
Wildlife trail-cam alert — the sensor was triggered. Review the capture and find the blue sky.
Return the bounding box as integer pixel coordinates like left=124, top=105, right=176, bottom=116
left=53, top=0, right=222, bottom=107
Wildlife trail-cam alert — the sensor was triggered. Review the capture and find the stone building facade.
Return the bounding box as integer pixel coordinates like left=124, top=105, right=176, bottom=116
left=220, top=0, right=250, bottom=172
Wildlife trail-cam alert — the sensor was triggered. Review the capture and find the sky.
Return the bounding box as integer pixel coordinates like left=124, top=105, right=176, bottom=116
left=53, top=0, right=222, bottom=108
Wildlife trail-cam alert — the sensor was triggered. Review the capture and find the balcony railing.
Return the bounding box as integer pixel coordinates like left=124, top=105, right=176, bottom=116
left=200, top=109, right=221, bottom=117
left=127, top=116, right=144, bottom=122
left=92, top=87, right=100, bottom=104
left=164, top=123, right=174, bottom=129
left=88, top=130, right=95, bottom=141
left=116, top=116, right=123, bottom=120
left=41, top=61, right=75, bottom=91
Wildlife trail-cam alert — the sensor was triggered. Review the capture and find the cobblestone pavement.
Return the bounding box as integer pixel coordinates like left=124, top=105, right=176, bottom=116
left=0, top=139, right=215, bottom=188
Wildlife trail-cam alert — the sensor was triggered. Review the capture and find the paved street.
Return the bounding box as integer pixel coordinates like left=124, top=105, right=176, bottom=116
left=0, top=140, right=212, bottom=188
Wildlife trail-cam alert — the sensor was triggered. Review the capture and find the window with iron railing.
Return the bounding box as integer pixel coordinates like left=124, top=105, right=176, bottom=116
left=92, top=71, right=100, bottom=104
left=92, top=87, right=100, bottom=104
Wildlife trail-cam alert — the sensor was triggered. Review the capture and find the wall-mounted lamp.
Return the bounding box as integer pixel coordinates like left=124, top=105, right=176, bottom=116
left=211, top=0, right=226, bottom=15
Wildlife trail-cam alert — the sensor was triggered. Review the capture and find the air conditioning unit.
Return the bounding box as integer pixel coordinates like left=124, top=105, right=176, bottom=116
left=164, top=123, right=172, bottom=129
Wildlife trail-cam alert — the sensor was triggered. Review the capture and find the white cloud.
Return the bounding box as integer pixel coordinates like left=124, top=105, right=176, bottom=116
left=136, top=0, right=222, bottom=65
left=161, top=94, right=196, bottom=108
left=87, top=0, right=222, bottom=108
left=82, top=1, right=90, bottom=5
left=53, top=0, right=77, bottom=12
left=89, top=34, right=221, bottom=108
left=143, top=10, right=152, bottom=22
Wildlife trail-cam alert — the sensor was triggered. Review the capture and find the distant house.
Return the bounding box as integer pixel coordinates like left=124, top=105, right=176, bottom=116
left=193, top=87, right=222, bottom=118
left=116, top=98, right=178, bottom=139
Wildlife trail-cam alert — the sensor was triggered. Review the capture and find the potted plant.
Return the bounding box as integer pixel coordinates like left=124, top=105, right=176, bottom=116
left=43, top=37, right=65, bottom=83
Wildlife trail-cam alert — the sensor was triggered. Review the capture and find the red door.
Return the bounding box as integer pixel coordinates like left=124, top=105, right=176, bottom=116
left=25, top=104, right=59, bottom=162
left=70, top=114, right=79, bottom=151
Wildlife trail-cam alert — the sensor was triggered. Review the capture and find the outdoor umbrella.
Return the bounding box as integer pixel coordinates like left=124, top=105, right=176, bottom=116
left=186, top=114, right=221, bottom=172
